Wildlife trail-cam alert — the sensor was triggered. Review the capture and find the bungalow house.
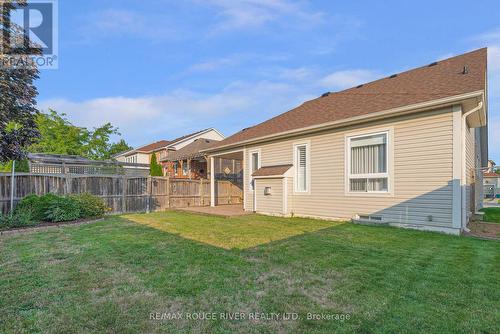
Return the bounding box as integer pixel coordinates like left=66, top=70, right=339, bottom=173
left=203, top=48, right=489, bottom=235
left=114, top=128, right=225, bottom=174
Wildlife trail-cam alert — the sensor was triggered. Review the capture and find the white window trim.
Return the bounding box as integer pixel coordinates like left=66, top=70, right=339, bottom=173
left=248, top=148, right=261, bottom=192
left=345, top=128, right=394, bottom=197
left=293, top=141, right=311, bottom=195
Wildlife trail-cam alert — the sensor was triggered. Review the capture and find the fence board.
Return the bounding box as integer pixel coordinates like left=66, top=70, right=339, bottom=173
left=0, top=173, right=242, bottom=214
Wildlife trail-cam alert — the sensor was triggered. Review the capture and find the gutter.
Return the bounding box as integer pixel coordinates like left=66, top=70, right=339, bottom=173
left=202, top=90, right=484, bottom=154
left=461, top=101, right=483, bottom=232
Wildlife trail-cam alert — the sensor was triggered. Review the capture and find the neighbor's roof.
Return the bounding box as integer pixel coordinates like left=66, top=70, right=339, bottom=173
left=168, top=128, right=219, bottom=147
left=162, top=138, right=219, bottom=161
left=484, top=172, right=499, bottom=177
left=117, top=129, right=218, bottom=157
left=252, top=164, right=293, bottom=177
left=136, top=140, right=171, bottom=153
left=209, top=48, right=487, bottom=151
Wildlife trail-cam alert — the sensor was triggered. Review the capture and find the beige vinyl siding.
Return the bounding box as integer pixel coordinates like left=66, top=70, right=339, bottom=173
left=287, top=177, right=293, bottom=215
left=244, top=107, right=455, bottom=227
left=255, top=178, right=283, bottom=215
left=465, top=122, right=475, bottom=215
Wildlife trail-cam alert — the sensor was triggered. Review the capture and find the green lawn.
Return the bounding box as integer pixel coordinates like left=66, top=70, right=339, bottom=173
left=1, top=211, right=499, bottom=333
left=480, top=207, right=500, bottom=223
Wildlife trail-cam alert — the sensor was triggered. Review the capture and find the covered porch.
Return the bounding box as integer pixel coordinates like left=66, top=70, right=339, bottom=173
left=208, top=150, right=244, bottom=208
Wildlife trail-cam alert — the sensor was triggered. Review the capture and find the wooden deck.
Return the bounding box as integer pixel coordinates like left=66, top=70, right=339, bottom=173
left=177, top=204, right=251, bottom=217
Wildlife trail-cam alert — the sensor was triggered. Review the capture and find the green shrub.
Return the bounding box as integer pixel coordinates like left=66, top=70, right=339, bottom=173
left=70, top=193, right=107, bottom=218
left=15, top=193, right=106, bottom=224
left=44, top=196, right=81, bottom=222
left=0, top=211, right=36, bottom=229
left=15, top=193, right=59, bottom=221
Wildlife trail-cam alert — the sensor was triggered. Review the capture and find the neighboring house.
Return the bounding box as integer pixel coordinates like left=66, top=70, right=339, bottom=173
left=204, top=48, right=489, bottom=235
left=114, top=128, right=225, bottom=175
left=160, top=138, right=243, bottom=183
left=161, top=138, right=218, bottom=179
left=114, top=140, right=170, bottom=165
left=484, top=172, right=500, bottom=199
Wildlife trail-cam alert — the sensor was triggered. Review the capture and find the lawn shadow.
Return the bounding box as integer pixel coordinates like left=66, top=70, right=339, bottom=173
left=120, top=211, right=347, bottom=250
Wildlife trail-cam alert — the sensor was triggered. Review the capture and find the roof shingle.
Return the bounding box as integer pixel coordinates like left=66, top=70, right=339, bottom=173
left=252, top=164, right=293, bottom=177
left=210, top=48, right=487, bottom=150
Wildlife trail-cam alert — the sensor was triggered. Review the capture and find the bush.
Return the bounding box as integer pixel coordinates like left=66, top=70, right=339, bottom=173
left=0, top=210, right=36, bottom=229
left=70, top=193, right=107, bottom=218
left=15, top=193, right=59, bottom=222
left=14, top=193, right=106, bottom=224
left=44, top=196, right=81, bottom=222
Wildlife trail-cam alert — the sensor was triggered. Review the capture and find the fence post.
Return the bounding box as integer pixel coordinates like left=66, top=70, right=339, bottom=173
left=146, top=176, right=152, bottom=213
left=122, top=176, right=127, bottom=213
left=199, top=178, right=203, bottom=206
left=166, top=177, right=171, bottom=208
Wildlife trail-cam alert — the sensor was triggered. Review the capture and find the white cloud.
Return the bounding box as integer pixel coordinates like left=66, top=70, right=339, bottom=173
left=198, top=0, right=325, bottom=32
left=38, top=82, right=310, bottom=146
left=79, top=9, right=177, bottom=42
left=279, top=67, right=316, bottom=81
left=319, top=69, right=381, bottom=90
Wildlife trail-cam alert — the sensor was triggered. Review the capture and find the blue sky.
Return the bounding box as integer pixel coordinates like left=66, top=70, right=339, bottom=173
left=37, top=0, right=499, bottom=163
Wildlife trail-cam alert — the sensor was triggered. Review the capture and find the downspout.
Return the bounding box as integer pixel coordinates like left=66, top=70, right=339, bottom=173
left=461, top=101, right=483, bottom=231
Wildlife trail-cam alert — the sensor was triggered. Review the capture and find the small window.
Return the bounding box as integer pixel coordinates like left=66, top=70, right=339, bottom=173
left=348, top=132, right=389, bottom=193
left=182, top=161, right=188, bottom=176
left=294, top=143, right=309, bottom=192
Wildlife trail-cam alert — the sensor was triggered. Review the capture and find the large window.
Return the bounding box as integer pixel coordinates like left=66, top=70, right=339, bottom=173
left=348, top=132, right=389, bottom=193
left=249, top=151, right=260, bottom=191
left=294, top=143, right=309, bottom=192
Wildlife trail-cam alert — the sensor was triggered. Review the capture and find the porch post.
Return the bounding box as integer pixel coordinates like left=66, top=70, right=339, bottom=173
left=210, top=156, right=215, bottom=207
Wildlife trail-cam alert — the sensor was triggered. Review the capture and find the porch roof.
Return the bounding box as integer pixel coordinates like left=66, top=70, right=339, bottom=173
left=161, top=138, right=219, bottom=162
left=252, top=164, right=293, bottom=177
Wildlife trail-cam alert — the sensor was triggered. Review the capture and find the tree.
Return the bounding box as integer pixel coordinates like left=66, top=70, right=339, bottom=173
left=149, top=154, right=163, bottom=176
left=0, top=159, right=29, bottom=172
left=108, top=139, right=132, bottom=160
left=0, top=0, right=41, bottom=162
left=29, top=109, right=131, bottom=160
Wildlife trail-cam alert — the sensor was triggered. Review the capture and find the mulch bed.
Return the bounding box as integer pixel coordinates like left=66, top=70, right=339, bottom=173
left=466, top=222, right=500, bottom=240
left=0, top=217, right=104, bottom=236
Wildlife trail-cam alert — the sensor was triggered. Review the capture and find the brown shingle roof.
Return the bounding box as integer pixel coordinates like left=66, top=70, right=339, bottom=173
left=210, top=48, right=487, bottom=150
left=252, top=164, right=293, bottom=177
left=484, top=173, right=499, bottom=177
left=168, top=129, right=212, bottom=146
left=136, top=140, right=171, bottom=153
left=162, top=138, right=219, bottom=161
left=133, top=129, right=214, bottom=154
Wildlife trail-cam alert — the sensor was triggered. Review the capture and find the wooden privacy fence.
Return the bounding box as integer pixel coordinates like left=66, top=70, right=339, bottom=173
left=0, top=173, right=243, bottom=214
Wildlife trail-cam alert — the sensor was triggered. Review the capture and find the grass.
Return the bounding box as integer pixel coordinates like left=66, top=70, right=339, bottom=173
left=1, top=211, right=499, bottom=333
left=480, top=208, right=500, bottom=223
